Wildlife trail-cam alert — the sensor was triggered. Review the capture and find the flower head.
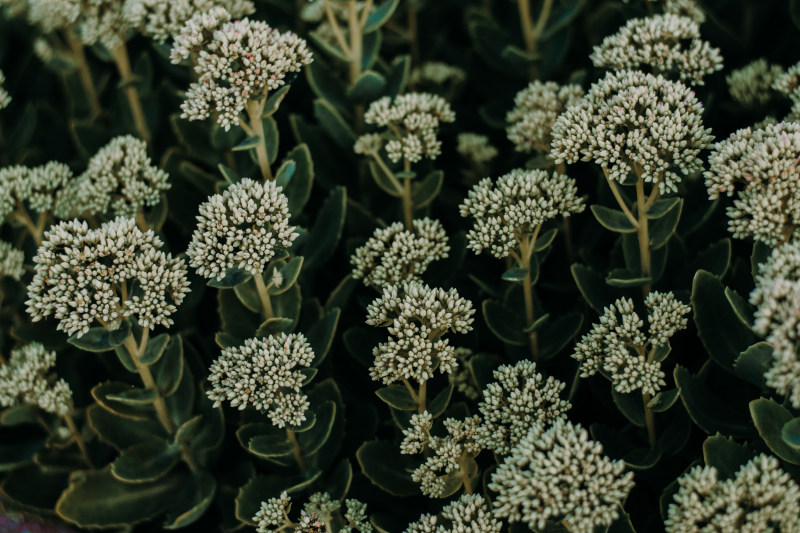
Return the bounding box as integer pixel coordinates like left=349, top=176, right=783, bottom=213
left=351, top=218, right=449, bottom=289
left=366, top=282, right=475, bottom=385
left=573, top=292, right=690, bottom=395
left=74, top=0, right=135, bottom=50
left=26, top=218, right=190, bottom=336
left=665, top=454, right=800, bottom=532
left=172, top=9, right=312, bottom=129
left=206, top=333, right=314, bottom=427
left=68, top=135, right=169, bottom=219
left=361, top=93, right=455, bottom=164
left=460, top=169, right=584, bottom=258
left=705, top=121, right=800, bottom=245
left=456, top=133, right=497, bottom=165
left=0, top=241, right=24, bottom=281
left=506, top=81, right=584, bottom=154
left=404, top=494, right=502, bottom=533
left=124, top=0, right=254, bottom=42
left=590, top=14, right=722, bottom=85
left=0, top=343, right=72, bottom=415
left=665, top=0, right=706, bottom=23
left=490, top=420, right=635, bottom=533
left=26, top=0, right=80, bottom=33
left=409, top=62, right=466, bottom=87
left=551, top=70, right=714, bottom=194
left=727, top=59, right=784, bottom=107
left=254, top=492, right=291, bottom=533
left=187, top=178, right=298, bottom=281
left=750, top=239, right=800, bottom=407
left=477, top=360, right=571, bottom=455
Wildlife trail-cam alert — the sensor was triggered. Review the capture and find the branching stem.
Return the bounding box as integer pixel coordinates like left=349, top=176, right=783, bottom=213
left=253, top=273, right=275, bottom=320
left=110, top=43, right=150, bottom=146
left=286, top=428, right=307, bottom=471
left=246, top=99, right=274, bottom=181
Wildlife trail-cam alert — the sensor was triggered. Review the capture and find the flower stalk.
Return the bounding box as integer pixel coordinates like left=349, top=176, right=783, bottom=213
left=110, top=43, right=150, bottom=146
left=285, top=428, right=307, bottom=472
left=246, top=99, right=274, bottom=181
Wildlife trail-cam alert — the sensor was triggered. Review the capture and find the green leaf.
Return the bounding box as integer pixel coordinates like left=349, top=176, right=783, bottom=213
left=646, top=198, right=682, bottom=219
left=300, top=401, right=337, bottom=457
left=269, top=257, right=304, bottom=295
left=163, top=471, right=216, bottom=529
left=751, top=240, right=772, bottom=279
left=649, top=199, right=683, bottom=249
left=376, top=384, right=417, bottom=411
left=307, top=308, right=341, bottom=367
left=502, top=267, right=528, bottom=282
left=0, top=465, right=69, bottom=512
left=674, top=366, right=752, bottom=438
left=262, top=116, right=279, bottom=164
left=313, top=99, right=356, bottom=150
left=111, top=438, right=179, bottom=483
left=264, top=84, right=293, bottom=116
left=733, top=342, right=772, bottom=389
left=692, top=271, right=756, bottom=374
left=255, top=318, right=294, bottom=337
left=412, top=170, right=443, bottom=208
left=384, top=55, right=410, bottom=98
left=538, top=313, right=583, bottom=360
left=648, top=389, right=680, bottom=412
left=612, top=389, right=645, bottom=427
left=153, top=335, right=185, bottom=396
left=249, top=431, right=296, bottom=459
left=211, top=123, right=245, bottom=151
left=283, top=144, right=314, bottom=215
left=356, top=440, right=418, bottom=496
left=368, top=160, right=404, bottom=197
left=690, top=239, right=732, bottom=278
left=606, top=268, right=651, bottom=288
left=623, top=447, right=661, bottom=470
left=208, top=268, right=253, bottom=289
left=364, top=0, right=400, bottom=32
left=174, top=415, right=203, bottom=445
left=782, top=418, right=800, bottom=450
left=275, top=159, right=296, bottom=189
left=347, top=71, right=386, bottom=101
left=534, top=228, right=558, bottom=251
left=140, top=333, right=170, bottom=365
left=571, top=263, right=617, bottom=312
left=68, top=322, right=131, bottom=353
left=107, top=388, right=158, bottom=406
left=303, top=186, right=347, bottom=271
left=87, top=405, right=166, bottom=451
left=92, top=382, right=153, bottom=420
left=56, top=468, right=182, bottom=528
left=482, top=299, right=526, bottom=346
left=428, top=382, right=454, bottom=418
left=702, top=434, right=756, bottom=479
left=217, top=163, right=241, bottom=184
left=724, top=287, right=757, bottom=333
left=0, top=434, right=45, bottom=471
left=0, top=405, right=42, bottom=427
left=231, top=136, right=261, bottom=152
left=540, top=0, right=584, bottom=40
left=306, top=57, right=349, bottom=112
left=750, top=398, right=800, bottom=464
left=235, top=473, right=321, bottom=526
left=590, top=205, right=637, bottom=233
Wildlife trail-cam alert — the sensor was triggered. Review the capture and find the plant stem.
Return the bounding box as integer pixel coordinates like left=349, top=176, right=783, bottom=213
left=408, top=0, right=419, bottom=64
left=14, top=204, right=45, bottom=246
left=246, top=100, right=273, bottom=181
left=635, top=177, right=652, bottom=295
left=64, top=29, right=101, bottom=118
left=401, top=377, right=419, bottom=403
left=602, top=168, right=638, bottom=227
left=642, top=391, right=656, bottom=448
left=63, top=414, right=92, bottom=468
left=348, top=0, right=363, bottom=83
left=122, top=329, right=175, bottom=433
left=253, top=273, right=274, bottom=320
left=286, top=428, right=307, bottom=471
left=110, top=43, right=150, bottom=145
left=417, top=380, right=427, bottom=413
left=459, top=454, right=473, bottom=494
left=519, top=226, right=541, bottom=361
left=517, top=0, right=554, bottom=79
left=401, top=159, right=413, bottom=230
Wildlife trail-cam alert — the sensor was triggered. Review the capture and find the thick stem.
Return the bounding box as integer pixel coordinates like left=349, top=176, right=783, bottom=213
left=642, top=391, right=656, bottom=449
left=253, top=274, right=274, bottom=320
left=520, top=227, right=541, bottom=361
left=286, top=428, right=307, bottom=471
left=402, top=179, right=413, bottom=230
left=64, top=29, right=101, bottom=118
left=517, top=0, right=536, bottom=59
left=247, top=100, right=273, bottom=181
left=635, top=178, right=652, bottom=295
left=123, top=329, right=175, bottom=433
left=401, top=377, right=419, bottom=403
left=14, top=204, right=45, bottom=246
left=407, top=0, right=419, bottom=64
left=603, top=168, right=638, bottom=227
left=110, top=43, right=150, bottom=145
left=459, top=454, right=473, bottom=494
left=63, top=414, right=92, bottom=467
left=417, top=380, right=427, bottom=413
left=348, top=0, right=363, bottom=83
left=135, top=211, right=148, bottom=232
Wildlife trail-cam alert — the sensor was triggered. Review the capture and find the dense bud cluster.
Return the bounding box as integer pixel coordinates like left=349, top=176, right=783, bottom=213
left=455, top=133, right=497, bottom=164
left=727, top=59, right=784, bottom=107
left=404, top=494, right=501, bottom=533
left=0, top=240, right=24, bottom=280
left=0, top=343, right=72, bottom=415
left=506, top=80, right=584, bottom=154
left=124, top=0, right=254, bottom=42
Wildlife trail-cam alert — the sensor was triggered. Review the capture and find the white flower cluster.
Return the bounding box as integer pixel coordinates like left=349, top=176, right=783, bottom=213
left=409, top=62, right=466, bottom=87
left=551, top=70, right=714, bottom=194
left=0, top=343, right=72, bottom=416
left=71, top=135, right=170, bottom=219
left=477, top=360, right=571, bottom=455
left=73, top=0, right=134, bottom=50
left=207, top=333, right=314, bottom=427
left=0, top=162, right=75, bottom=220
left=0, top=69, right=10, bottom=109
left=459, top=169, right=585, bottom=258
left=573, top=292, right=690, bottom=395
left=350, top=218, right=449, bottom=289
left=400, top=412, right=483, bottom=498
left=448, top=348, right=480, bottom=401
left=365, top=282, right=475, bottom=385
left=750, top=240, right=800, bottom=407
left=590, top=14, right=722, bottom=85
left=360, top=93, right=456, bottom=164
left=506, top=81, right=584, bottom=154
left=187, top=178, right=298, bottom=281
left=25, top=0, right=80, bottom=33
left=404, top=494, right=502, bottom=533
left=456, top=133, right=497, bottom=164
left=172, top=8, right=313, bottom=130
left=665, top=0, right=706, bottom=23
left=665, top=454, right=800, bottom=532
left=705, top=121, right=800, bottom=245
left=0, top=241, right=24, bottom=281
left=124, top=0, right=254, bottom=42
left=490, top=420, right=635, bottom=533
left=253, top=491, right=372, bottom=533
left=727, top=59, right=784, bottom=107
left=26, top=217, right=190, bottom=336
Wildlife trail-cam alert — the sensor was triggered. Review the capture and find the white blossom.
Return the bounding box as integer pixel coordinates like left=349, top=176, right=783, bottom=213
left=705, top=121, right=800, bottom=245
left=506, top=81, right=584, bottom=154
left=665, top=454, right=800, bottom=532
left=489, top=420, right=635, bottom=533
left=404, top=494, right=501, bottom=533
left=186, top=178, right=298, bottom=281
left=0, top=241, right=24, bottom=281
left=74, top=0, right=134, bottom=50
left=409, top=62, right=466, bottom=87
left=448, top=348, right=480, bottom=401
left=26, top=217, right=190, bottom=336
left=254, top=492, right=292, bottom=533
left=124, top=0, right=254, bottom=42
left=572, top=292, right=690, bottom=395
left=206, top=334, right=314, bottom=427
left=351, top=218, right=449, bottom=289
left=0, top=162, right=76, bottom=221
left=26, top=0, right=80, bottom=32
left=0, top=343, right=72, bottom=416
left=476, top=359, right=571, bottom=455
left=456, top=133, right=497, bottom=164
left=591, top=14, right=722, bottom=85
left=459, top=169, right=584, bottom=258
left=551, top=70, right=714, bottom=194
left=727, top=59, right=784, bottom=107
left=366, top=282, right=475, bottom=385
left=665, top=0, right=706, bottom=23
